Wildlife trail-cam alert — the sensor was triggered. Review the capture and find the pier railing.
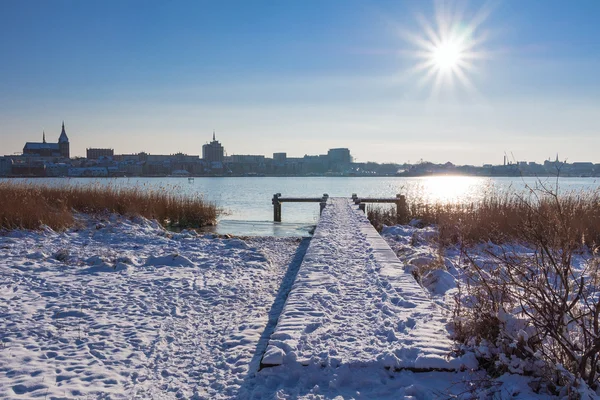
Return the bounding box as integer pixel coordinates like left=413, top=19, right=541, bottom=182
left=352, top=193, right=409, bottom=223
left=272, top=193, right=329, bottom=222
left=271, top=193, right=408, bottom=223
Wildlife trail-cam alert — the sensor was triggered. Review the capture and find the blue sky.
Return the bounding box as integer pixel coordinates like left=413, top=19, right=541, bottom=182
left=1, top=0, right=599, bottom=164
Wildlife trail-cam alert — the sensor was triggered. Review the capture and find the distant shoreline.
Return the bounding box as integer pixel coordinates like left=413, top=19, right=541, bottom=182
left=1, top=173, right=598, bottom=179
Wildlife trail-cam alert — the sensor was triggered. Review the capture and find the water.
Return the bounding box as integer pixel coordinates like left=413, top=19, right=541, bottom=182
left=4, top=176, right=599, bottom=236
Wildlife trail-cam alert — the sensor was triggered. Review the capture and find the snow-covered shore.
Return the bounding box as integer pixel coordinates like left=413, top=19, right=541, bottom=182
left=0, top=215, right=306, bottom=399
left=1, top=213, right=555, bottom=399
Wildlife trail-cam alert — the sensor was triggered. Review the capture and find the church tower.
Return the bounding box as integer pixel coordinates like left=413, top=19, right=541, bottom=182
left=58, top=121, right=70, bottom=158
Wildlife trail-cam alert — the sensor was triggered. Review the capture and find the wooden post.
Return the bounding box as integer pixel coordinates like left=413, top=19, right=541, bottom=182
left=396, top=194, right=407, bottom=224
left=272, top=193, right=282, bottom=222
left=359, top=203, right=366, bottom=213
left=320, top=193, right=328, bottom=216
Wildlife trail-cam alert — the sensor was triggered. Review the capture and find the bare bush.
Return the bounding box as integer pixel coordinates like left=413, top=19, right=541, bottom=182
left=453, top=186, right=600, bottom=394
left=366, top=205, right=398, bottom=232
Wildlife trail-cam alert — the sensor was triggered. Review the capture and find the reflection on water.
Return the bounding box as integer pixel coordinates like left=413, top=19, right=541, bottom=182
left=407, top=175, right=487, bottom=203
left=4, top=176, right=598, bottom=236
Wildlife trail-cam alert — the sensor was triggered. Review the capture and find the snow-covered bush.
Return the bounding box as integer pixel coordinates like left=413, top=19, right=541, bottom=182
left=453, top=186, right=600, bottom=395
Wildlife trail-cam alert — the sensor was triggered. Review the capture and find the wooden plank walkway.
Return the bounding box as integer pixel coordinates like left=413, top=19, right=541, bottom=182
left=261, top=198, right=475, bottom=371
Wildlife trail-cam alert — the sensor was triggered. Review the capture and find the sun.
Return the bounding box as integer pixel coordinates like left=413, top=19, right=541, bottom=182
left=432, top=41, right=463, bottom=70
left=401, top=1, right=493, bottom=95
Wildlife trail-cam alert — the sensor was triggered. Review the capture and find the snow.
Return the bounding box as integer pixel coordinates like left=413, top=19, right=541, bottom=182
left=381, top=224, right=461, bottom=307
left=0, top=215, right=303, bottom=399
left=0, top=204, right=556, bottom=399
left=421, top=269, right=456, bottom=296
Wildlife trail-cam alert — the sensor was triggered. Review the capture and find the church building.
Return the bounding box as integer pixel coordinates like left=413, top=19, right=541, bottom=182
left=23, top=122, right=70, bottom=158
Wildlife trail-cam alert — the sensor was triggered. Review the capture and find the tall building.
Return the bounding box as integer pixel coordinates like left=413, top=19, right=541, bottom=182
left=202, top=131, right=224, bottom=163
left=23, top=122, right=70, bottom=158
left=327, top=148, right=352, bottom=164
left=273, top=152, right=287, bottom=164
left=327, top=148, right=352, bottom=172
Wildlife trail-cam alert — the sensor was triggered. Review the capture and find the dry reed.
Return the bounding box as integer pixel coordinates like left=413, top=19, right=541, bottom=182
left=0, top=181, right=218, bottom=231
left=368, top=187, right=600, bottom=247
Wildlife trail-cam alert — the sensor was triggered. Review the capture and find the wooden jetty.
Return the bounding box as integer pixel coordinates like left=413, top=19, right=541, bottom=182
left=260, top=197, right=468, bottom=371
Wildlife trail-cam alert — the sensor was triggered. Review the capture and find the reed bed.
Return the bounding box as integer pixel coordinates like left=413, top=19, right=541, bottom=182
left=0, top=181, right=218, bottom=231
left=368, top=187, right=600, bottom=247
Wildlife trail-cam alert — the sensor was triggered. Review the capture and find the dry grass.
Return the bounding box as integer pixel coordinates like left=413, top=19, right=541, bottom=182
left=0, top=181, right=218, bottom=231
left=368, top=187, right=600, bottom=247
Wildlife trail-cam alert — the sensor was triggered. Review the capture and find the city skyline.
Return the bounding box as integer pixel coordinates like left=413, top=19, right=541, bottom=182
left=5, top=123, right=594, bottom=166
left=1, top=1, right=599, bottom=164
left=5, top=121, right=593, bottom=166
left=4, top=120, right=600, bottom=178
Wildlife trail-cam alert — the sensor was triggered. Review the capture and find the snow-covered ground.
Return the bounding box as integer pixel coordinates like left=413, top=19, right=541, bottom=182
left=1, top=210, right=551, bottom=399
left=0, top=215, right=306, bottom=399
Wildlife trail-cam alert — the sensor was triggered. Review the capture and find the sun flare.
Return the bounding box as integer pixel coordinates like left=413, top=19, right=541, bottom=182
left=401, top=1, right=493, bottom=95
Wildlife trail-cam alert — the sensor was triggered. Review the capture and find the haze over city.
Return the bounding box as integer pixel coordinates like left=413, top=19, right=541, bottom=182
left=1, top=0, right=599, bottom=164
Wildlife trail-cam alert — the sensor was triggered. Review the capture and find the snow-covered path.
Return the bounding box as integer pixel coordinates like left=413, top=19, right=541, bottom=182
left=262, top=198, right=472, bottom=371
